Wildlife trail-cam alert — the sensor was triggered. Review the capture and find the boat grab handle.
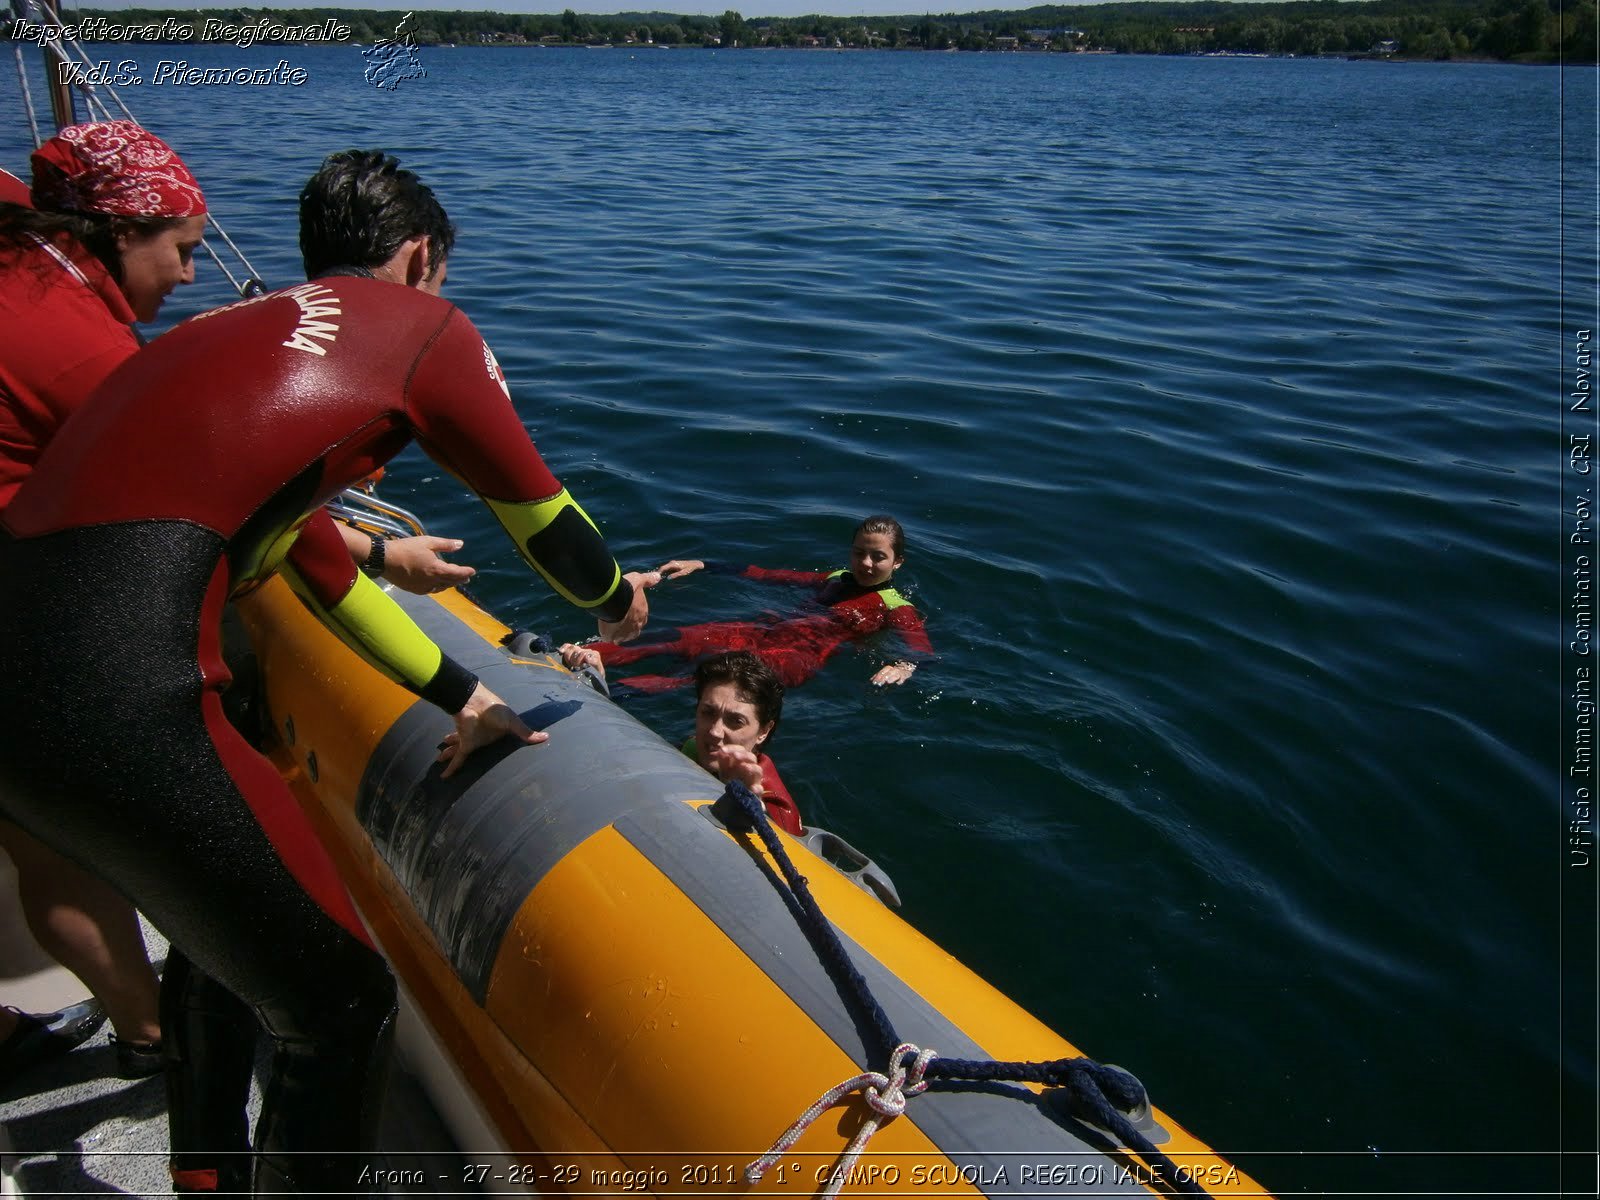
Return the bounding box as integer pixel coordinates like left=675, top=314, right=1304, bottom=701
left=501, top=630, right=609, bottom=696
left=797, top=826, right=901, bottom=909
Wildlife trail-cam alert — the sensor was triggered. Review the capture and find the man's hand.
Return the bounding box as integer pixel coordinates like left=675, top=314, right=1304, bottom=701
left=597, top=571, right=653, bottom=643
left=657, top=559, right=704, bottom=580
left=437, top=682, right=545, bottom=778
left=384, top=536, right=476, bottom=595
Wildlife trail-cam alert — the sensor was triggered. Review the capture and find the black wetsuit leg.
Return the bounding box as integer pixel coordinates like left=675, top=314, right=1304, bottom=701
left=0, top=522, right=397, bottom=1196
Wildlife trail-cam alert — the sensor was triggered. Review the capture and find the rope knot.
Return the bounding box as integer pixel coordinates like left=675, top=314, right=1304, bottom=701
left=863, top=1042, right=936, bottom=1117
left=745, top=1043, right=937, bottom=1196
left=863, top=1077, right=905, bottom=1118
left=897, top=1043, right=935, bottom=1096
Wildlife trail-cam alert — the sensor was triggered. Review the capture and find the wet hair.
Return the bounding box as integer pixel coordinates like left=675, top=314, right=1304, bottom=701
left=298, top=150, right=455, bottom=281
left=854, top=514, right=906, bottom=560
left=0, top=201, right=185, bottom=286
left=693, top=651, right=784, bottom=742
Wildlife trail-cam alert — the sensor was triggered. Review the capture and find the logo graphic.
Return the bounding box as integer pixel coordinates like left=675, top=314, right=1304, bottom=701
left=483, top=342, right=510, bottom=398
left=362, top=12, right=425, bottom=91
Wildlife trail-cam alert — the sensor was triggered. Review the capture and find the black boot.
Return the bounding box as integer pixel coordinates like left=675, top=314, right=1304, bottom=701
left=162, top=952, right=258, bottom=1194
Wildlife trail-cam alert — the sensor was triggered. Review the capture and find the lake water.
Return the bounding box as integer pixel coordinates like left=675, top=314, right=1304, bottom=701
left=2, top=42, right=1592, bottom=1197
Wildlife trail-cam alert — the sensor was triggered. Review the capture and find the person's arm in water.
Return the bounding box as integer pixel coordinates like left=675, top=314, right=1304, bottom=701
left=871, top=598, right=933, bottom=687
left=335, top=523, right=476, bottom=595
left=405, top=310, right=647, bottom=642
left=282, top=509, right=539, bottom=776
left=657, top=559, right=832, bottom=586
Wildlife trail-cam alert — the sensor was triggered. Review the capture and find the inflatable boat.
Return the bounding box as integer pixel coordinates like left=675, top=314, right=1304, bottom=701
left=228, top=497, right=1269, bottom=1199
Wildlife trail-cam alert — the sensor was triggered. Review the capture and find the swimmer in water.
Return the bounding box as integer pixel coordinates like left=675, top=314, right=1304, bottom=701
left=595, top=515, right=931, bottom=692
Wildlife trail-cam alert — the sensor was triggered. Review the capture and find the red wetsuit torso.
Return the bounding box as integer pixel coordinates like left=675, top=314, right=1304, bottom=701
left=7, top=276, right=632, bottom=708
left=8, top=277, right=551, bottom=561
left=741, top=565, right=933, bottom=652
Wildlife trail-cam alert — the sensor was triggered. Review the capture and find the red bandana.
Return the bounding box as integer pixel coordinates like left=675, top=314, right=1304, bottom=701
left=31, top=120, right=205, bottom=218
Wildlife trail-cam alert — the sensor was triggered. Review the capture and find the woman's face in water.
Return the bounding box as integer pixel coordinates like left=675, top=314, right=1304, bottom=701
left=695, top=682, right=773, bottom=761
left=849, top=530, right=902, bottom=588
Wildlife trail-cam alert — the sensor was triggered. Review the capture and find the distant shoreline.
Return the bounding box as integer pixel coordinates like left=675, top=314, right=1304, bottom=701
left=3, top=1, right=1589, bottom=66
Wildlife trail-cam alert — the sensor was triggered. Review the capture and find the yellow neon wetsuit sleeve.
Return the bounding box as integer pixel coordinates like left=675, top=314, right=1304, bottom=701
left=484, top=489, right=633, bottom=622
left=281, top=562, right=478, bottom=713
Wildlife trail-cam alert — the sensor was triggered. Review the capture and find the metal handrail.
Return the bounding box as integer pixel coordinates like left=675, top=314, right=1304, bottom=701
left=326, top=487, right=428, bottom=540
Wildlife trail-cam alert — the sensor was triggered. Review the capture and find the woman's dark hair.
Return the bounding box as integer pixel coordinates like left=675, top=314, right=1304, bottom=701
left=298, top=150, right=455, bottom=280
left=693, top=651, right=784, bottom=742
left=0, top=201, right=185, bottom=285
left=855, top=514, right=906, bottom=559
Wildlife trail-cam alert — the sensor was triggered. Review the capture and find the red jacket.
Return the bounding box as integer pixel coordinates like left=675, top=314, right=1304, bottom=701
left=0, top=168, right=29, bottom=204
left=0, top=229, right=138, bottom=511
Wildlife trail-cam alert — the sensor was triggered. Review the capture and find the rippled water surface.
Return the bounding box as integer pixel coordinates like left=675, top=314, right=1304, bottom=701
left=3, top=46, right=1588, bottom=1195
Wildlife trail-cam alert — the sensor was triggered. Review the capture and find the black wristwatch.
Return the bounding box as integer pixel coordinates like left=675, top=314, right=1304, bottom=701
left=360, top=534, right=387, bottom=578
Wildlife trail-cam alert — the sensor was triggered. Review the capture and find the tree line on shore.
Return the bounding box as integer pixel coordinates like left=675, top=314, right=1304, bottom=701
left=14, top=0, right=1596, bottom=62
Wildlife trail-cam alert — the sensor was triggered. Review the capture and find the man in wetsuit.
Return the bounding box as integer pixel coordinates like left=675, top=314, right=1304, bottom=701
left=0, top=149, right=647, bottom=1195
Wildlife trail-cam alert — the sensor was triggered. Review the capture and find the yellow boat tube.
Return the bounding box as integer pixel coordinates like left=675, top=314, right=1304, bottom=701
left=236, top=573, right=1268, bottom=1198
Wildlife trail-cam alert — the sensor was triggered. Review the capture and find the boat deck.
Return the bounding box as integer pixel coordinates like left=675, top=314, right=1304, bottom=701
left=2, top=992, right=477, bottom=1197
left=1, top=902, right=477, bottom=1197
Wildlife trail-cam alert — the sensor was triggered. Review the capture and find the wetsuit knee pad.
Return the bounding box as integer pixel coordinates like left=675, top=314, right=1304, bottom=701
left=254, top=945, right=395, bottom=1045
left=252, top=998, right=397, bottom=1195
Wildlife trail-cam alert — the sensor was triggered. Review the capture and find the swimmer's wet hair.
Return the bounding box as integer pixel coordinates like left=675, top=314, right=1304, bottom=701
left=855, top=514, right=905, bottom=560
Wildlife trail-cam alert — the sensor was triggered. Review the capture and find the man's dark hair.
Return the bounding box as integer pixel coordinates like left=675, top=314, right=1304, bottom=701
left=298, top=149, right=455, bottom=280
left=693, top=651, right=784, bottom=742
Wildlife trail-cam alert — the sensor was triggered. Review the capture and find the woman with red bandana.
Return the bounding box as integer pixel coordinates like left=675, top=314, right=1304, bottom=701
left=595, top=514, right=933, bottom=692
left=0, top=122, right=207, bottom=1085
left=0, top=120, right=207, bottom=507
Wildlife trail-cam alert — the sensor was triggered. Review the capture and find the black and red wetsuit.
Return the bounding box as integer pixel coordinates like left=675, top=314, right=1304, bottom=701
left=0, top=276, right=635, bottom=1194
left=596, top=563, right=931, bottom=691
